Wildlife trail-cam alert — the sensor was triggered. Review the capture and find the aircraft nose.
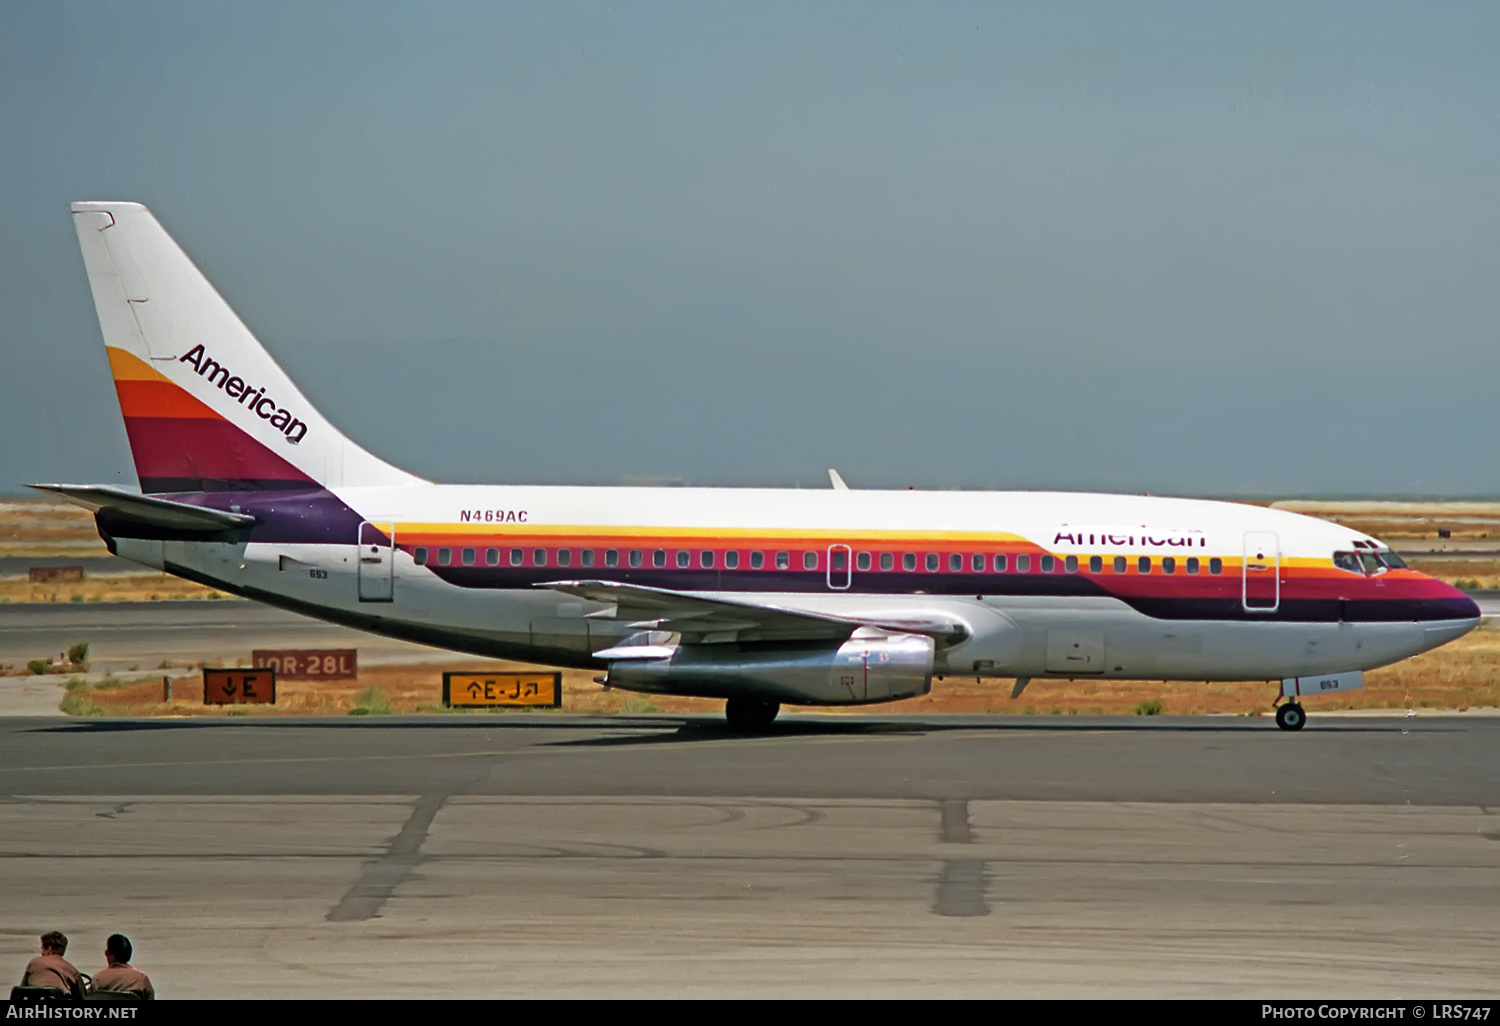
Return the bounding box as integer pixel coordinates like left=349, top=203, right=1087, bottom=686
left=1425, top=579, right=1481, bottom=624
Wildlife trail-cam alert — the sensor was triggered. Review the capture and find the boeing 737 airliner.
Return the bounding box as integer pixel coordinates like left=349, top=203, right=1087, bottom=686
left=39, top=202, right=1481, bottom=730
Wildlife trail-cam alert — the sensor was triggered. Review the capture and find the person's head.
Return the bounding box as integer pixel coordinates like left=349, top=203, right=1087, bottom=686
left=104, top=934, right=132, bottom=967
left=40, top=931, right=67, bottom=956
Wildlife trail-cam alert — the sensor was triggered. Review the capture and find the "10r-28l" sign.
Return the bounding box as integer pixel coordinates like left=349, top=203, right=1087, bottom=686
left=252, top=649, right=357, bottom=680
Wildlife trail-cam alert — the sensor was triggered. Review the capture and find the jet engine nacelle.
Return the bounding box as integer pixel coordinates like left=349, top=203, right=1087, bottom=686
left=604, top=629, right=936, bottom=706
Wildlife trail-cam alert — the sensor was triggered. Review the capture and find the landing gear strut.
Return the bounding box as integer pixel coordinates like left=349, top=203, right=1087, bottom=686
left=725, top=698, right=780, bottom=731
left=1274, top=701, right=1306, bottom=732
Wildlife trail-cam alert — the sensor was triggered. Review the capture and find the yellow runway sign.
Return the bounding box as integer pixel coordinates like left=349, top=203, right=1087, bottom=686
left=443, top=672, right=561, bottom=709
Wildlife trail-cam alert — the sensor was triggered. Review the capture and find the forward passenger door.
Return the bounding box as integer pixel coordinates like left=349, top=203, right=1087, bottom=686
left=1242, top=531, right=1279, bottom=613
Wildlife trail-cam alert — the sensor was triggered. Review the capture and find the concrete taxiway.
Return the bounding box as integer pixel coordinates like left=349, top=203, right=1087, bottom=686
left=2, top=715, right=1497, bottom=998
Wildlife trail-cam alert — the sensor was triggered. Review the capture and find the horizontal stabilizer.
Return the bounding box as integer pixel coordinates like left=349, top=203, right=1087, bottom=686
left=29, top=484, right=254, bottom=531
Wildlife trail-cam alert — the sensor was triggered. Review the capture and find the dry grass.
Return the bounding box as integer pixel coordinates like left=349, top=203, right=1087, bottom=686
left=1395, top=558, right=1500, bottom=589
left=79, top=663, right=724, bottom=718
left=0, top=501, right=100, bottom=552
left=74, top=626, right=1500, bottom=719
left=1273, top=500, right=1500, bottom=541
left=0, top=574, right=228, bottom=605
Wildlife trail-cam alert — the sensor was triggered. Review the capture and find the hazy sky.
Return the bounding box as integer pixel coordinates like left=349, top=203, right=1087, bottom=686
left=3, top=2, right=1498, bottom=496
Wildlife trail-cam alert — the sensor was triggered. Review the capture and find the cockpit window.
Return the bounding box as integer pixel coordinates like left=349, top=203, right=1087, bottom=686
left=1334, top=549, right=1406, bottom=574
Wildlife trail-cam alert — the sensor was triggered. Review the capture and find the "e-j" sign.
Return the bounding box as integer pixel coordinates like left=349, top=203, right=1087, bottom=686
left=442, top=672, right=561, bottom=709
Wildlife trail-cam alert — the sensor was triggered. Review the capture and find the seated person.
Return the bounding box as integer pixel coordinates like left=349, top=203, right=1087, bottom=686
left=90, top=935, right=153, bottom=1000
left=20, top=930, right=84, bottom=998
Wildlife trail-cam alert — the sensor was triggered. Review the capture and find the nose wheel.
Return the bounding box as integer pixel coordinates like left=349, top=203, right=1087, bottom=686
left=1274, top=701, right=1306, bottom=731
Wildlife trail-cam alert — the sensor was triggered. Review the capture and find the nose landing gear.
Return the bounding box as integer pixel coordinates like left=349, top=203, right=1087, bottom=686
left=1274, top=701, right=1306, bottom=731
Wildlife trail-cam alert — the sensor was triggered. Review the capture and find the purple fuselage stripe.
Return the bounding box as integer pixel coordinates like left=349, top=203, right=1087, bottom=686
left=144, top=488, right=366, bottom=544
left=416, top=565, right=1479, bottom=624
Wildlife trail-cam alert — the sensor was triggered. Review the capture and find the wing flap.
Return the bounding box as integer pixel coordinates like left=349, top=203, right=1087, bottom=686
left=542, top=579, right=856, bottom=642
left=541, top=579, right=971, bottom=646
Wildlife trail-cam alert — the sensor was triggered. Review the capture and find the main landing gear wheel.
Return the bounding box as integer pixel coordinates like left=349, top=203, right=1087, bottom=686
left=1275, top=702, right=1306, bottom=732
left=724, top=698, right=780, bottom=731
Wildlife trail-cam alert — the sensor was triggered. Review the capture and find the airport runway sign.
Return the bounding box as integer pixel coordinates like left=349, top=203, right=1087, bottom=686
left=443, top=671, right=561, bottom=709
left=252, top=648, right=357, bottom=680
left=203, top=667, right=277, bottom=705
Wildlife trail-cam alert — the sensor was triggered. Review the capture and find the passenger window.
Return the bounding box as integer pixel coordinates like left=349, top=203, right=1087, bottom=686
left=1138, top=556, right=1151, bottom=574
left=438, top=547, right=451, bottom=566
left=1113, top=556, right=1126, bottom=574
left=461, top=547, right=476, bottom=566
left=857, top=552, right=871, bottom=571
left=1040, top=555, right=1055, bottom=573
left=605, top=549, right=618, bottom=567
left=653, top=550, right=667, bottom=568
left=702, top=551, right=715, bottom=569
left=993, top=554, right=1007, bottom=572
left=881, top=553, right=894, bottom=571
left=750, top=551, right=765, bottom=569
left=950, top=553, right=963, bottom=573
left=1209, top=558, right=1222, bottom=575
left=1089, top=555, right=1102, bottom=573
left=486, top=548, right=499, bottom=566
left=533, top=548, right=547, bottom=567
left=510, top=548, right=523, bottom=566
left=926, top=553, right=939, bottom=572
left=903, top=553, right=917, bottom=571
left=831, top=550, right=847, bottom=570
left=676, top=550, right=690, bottom=569
left=1016, top=555, right=1030, bottom=572
left=414, top=547, right=428, bottom=566
left=557, top=549, right=572, bottom=567
left=776, top=551, right=790, bottom=570
left=1161, top=556, right=1175, bottom=574
left=725, top=551, right=739, bottom=569
left=629, top=550, right=643, bottom=568
left=1065, top=555, right=1078, bottom=573
left=580, top=549, right=594, bottom=567
left=972, top=554, right=984, bottom=572
left=803, top=551, right=817, bottom=570
left=1186, top=557, right=1199, bottom=574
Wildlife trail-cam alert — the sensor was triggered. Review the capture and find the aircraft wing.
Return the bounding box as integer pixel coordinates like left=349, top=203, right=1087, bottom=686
left=28, top=484, right=255, bottom=532
left=540, top=579, right=969, bottom=645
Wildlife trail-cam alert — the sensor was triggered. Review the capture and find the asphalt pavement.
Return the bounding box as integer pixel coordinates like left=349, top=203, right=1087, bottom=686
left=1, top=714, right=1496, bottom=997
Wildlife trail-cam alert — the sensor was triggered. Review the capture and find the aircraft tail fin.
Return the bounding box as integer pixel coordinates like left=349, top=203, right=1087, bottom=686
left=70, top=201, right=422, bottom=494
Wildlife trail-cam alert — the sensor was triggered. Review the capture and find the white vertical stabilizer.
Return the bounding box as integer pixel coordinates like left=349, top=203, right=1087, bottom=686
left=71, top=200, right=422, bottom=490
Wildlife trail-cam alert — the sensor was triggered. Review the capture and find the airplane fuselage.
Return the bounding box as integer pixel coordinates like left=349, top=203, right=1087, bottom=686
left=99, top=483, right=1479, bottom=697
